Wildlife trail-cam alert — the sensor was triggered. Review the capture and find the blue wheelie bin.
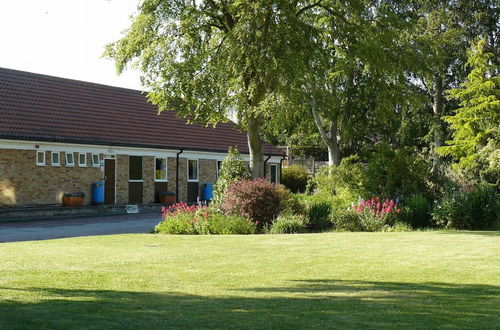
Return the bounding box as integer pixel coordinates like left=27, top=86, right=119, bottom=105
left=201, top=183, right=213, bottom=201
left=91, top=181, right=105, bottom=205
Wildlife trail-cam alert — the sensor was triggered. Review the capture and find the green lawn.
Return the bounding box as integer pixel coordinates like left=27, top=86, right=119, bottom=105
left=1, top=232, right=499, bottom=329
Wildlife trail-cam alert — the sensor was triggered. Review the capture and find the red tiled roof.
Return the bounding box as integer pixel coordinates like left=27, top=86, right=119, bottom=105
left=0, top=67, right=283, bottom=156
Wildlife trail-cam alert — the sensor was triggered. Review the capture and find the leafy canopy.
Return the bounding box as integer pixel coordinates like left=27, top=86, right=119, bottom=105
left=437, top=38, right=500, bottom=170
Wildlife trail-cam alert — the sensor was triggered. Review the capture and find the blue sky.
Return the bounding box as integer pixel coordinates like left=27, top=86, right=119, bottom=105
left=0, top=0, right=143, bottom=90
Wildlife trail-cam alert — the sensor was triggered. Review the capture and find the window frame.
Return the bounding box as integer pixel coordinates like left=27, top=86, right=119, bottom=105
left=78, top=152, right=87, bottom=167
left=187, top=159, right=199, bottom=182
left=154, top=157, right=168, bottom=182
left=92, top=154, right=100, bottom=167
left=51, top=151, right=60, bottom=166
left=65, top=152, right=75, bottom=167
left=36, top=151, right=46, bottom=166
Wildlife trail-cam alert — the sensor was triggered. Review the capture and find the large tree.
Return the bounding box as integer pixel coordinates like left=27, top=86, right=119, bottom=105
left=437, top=39, right=499, bottom=180
left=105, top=0, right=316, bottom=178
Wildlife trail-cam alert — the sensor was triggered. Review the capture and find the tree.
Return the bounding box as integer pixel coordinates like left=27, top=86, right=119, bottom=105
left=104, top=0, right=314, bottom=178
left=211, top=146, right=249, bottom=211
left=288, top=0, right=417, bottom=166
left=437, top=39, right=499, bottom=177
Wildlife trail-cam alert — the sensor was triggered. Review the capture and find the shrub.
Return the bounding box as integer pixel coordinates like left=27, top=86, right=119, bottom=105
left=221, top=178, right=285, bottom=226
left=352, top=197, right=402, bottom=232
left=207, top=213, right=257, bottom=234
left=382, top=222, right=413, bottom=232
left=432, top=184, right=499, bottom=230
left=307, top=200, right=333, bottom=231
left=278, top=190, right=307, bottom=216
left=154, top=203, right=256, bottom=235
left=401, top=194, right=432, bottom=228
left=281, top=165, right=310, bottom=193
left=269, top=214, right=307, bottom=234
left=314, top=156, right=366, bottom=197
left=364, top=145, right=431, bottom=198
left=212, top=147, right=250, bottom=211
left=331, top=210, right=362, bottom=231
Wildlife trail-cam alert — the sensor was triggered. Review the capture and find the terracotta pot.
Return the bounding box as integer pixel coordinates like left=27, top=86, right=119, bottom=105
left=159, top=194, right=176, bottom=205
left=62, top=196, right=84, bottom=207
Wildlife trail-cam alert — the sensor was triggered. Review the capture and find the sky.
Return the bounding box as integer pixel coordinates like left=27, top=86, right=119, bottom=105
left=0, top=0, right=144, bottom=90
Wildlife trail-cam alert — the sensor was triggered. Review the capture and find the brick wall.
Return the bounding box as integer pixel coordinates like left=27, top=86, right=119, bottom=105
left=0, top=149, right=102, bottom=206
left=0, top=148, right=279, bottom=207
left=143, top=156, right=155, bottom=203
left=115, top=155, right=129, bottom=204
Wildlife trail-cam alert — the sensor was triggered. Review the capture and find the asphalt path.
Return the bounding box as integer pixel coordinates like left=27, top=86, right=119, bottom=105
left=0, top=213, right=162, bottom=243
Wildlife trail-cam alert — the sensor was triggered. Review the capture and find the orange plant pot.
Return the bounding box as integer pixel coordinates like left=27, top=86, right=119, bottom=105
left=159, top=194, right=176, bottom=205
left=62, top=196, right=84, bottom=207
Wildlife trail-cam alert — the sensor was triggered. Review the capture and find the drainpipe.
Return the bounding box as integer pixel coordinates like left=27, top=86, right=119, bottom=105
left=175, top=149, right=184, bottom=203
left=279, top=156, right=286, bottom=184
left=263, top=155, right=271, bottom=179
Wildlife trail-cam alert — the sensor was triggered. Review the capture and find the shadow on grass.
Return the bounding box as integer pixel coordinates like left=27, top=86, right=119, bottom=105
left=434, top=230, right=500, bottom=237
left=1, top=280, right=498, bottom=329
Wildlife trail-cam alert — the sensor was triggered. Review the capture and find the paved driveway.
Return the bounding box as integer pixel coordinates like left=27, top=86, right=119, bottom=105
left=0, top=213, right=162, bottom=243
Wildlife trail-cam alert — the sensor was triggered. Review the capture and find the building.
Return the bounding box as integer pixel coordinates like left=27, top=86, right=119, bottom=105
left=0, top=68, right=284, bottom=207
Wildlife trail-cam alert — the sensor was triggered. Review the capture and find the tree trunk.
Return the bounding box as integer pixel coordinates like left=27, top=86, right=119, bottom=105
left=310, top=93, right=340, bottom=166
left=247, top=114, right=264, bottom=178
left=328, top=118, right=341, bottom=166
left=432, top=73, right=444, bottom=169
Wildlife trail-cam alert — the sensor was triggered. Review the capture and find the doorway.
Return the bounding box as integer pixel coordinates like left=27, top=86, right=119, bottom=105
left=104, top=158, right=116, bottom=204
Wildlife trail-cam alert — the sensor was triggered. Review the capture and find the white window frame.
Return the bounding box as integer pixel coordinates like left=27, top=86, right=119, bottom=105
left=51, top=151, right=60, bottom=166
left=92, top=154, right=100, bottom=167
left=78, top=152, right=87, bottom=167
left=36, top=151, right=45, bottom=166
left=270, top=164, right=278, bottom=183
left=187, top=159, right=199, bottom=182
left=65, top=152, right=75, bottom=167
left=154, top=157, right=168, bottom=182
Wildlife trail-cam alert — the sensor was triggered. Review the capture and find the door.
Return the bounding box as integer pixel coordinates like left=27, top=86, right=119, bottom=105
left=104, top=159, right=116, bottom=204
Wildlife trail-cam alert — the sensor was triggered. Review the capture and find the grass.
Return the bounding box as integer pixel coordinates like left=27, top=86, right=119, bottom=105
left=1, top=231, right=499, bottom=329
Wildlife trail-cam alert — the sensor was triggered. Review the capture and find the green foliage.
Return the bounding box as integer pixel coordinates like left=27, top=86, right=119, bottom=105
left=364, top=146, right=431, bottom=198
left=153, top=209, right=256, bottom=235
left=206, top=213, right=257, bottom=235
left=281, top=165, right=310, bottom=193
left=269, top=214, right=307, bottom=234
left=381, top=222, right=413, bottom=232
left=307, top=200, right=333, bottom=232
left=438, top=39, right=500, bottom=176
left=278, top=191, right=307, bottom=217
left=401, top=195, right=432, bottom=228
left=431, top=184, right=499, bottom=230
left=330, top=210, right=362, bottom=232
left=212, top=147, right=250, bottom=211
left=314, top=156, right=366, bottom=197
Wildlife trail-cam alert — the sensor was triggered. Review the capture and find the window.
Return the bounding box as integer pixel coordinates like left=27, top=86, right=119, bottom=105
left=36, top=151, right=45, bottom=166
left=65, top=152, right=74, bottom=166
left=270, top=164, right=278, bottom=183
left=79, top=153, right=87, bottom=167
left=51, top=152, right=60, bottom=166
left=216, top=160, right=223, bottom=179
left=129, top=156, right=143, bottom=181
left=188, top=159, right=199, bottom=181
left=155, top=157, right=167, bottom=181
left=92, top=154, right=100, bottom=167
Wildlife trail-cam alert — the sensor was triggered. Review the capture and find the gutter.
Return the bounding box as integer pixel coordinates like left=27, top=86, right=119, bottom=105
left=175, top=149, right=184, bottom=202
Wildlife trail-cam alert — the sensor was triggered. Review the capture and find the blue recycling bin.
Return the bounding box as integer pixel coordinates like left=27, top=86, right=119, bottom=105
left=201, top=183, right=213, bottom=201
left=91, top=181, right=105, bottom=205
